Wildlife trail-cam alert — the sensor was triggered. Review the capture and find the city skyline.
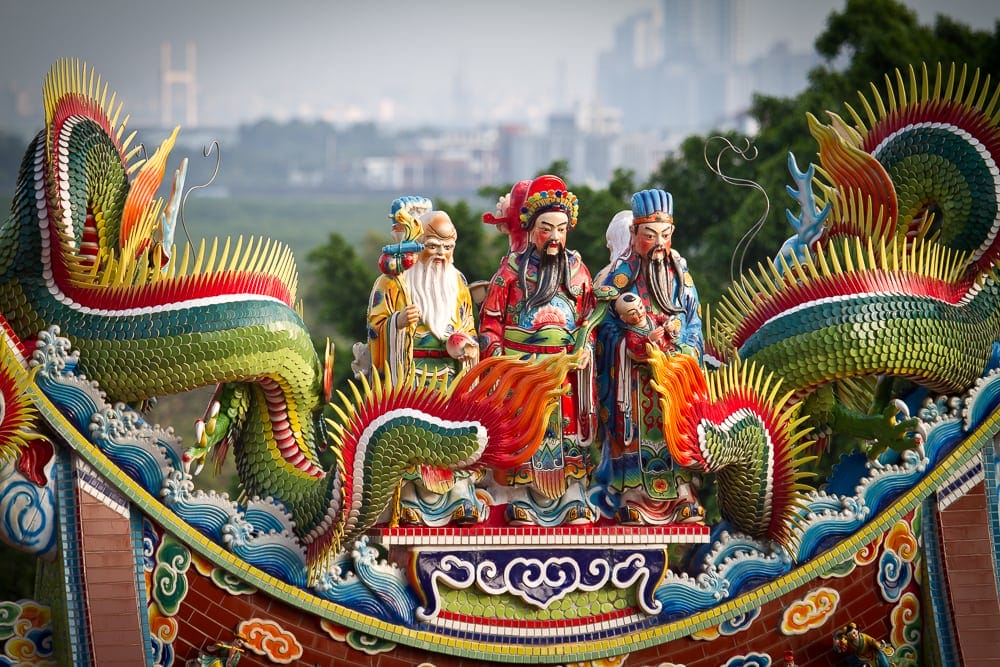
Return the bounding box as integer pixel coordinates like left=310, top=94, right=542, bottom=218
left=0, top=0, right=997, bottom=133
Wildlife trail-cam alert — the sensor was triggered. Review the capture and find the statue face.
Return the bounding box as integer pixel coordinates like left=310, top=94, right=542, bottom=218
left=418, top=213, right=457, bottom=266
left=632, top=220, right=675, bottom=261
left=529, top=211, right=569, bottom=255
left=615, top=295, right=646, bottom=325
left=419, top=236, right=455, bottom=266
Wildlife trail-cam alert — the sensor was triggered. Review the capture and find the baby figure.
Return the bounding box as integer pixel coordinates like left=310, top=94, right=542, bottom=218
left=613, top=292, right=681, bottom=361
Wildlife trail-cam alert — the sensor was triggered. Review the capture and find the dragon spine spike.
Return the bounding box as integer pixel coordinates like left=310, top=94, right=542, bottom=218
left=98, top=78, right=107, bottom=112
left=346, top=374, right=366, bottom=407
left=748, top=266, right=770, bottom=299
left=261, top=240, right=277, bottom=275
left=963, top=66, right=979, bottom=106
left=205, top=238, right=220, bottom=275
left=117, top=107, right=131, bottom=142
left=217, top=237, right=233, bottom=272
left=120, top=113, right=132, bottom=144
left=177, top=243, right=192, bottom=276
left=907, top=63, right=919, bottom=103
left=985, top=76, right=1000, bottom=121
left=891, top=69, right=905, bottom=109
left=843, top=239, right=857, bottom=273
left=259, top=238, right=279, bottom=274
left=931, top=62, right=944, bottom=100
left=192, top=240, right=208, bottom=275
left=231, top=236, right=247, bottom=272
left=870, top=80, right=888, bottom=120
left=363, top=365, right=381, bottom=400
left=942, top=63, right=955, bottom=102
left=121, top=132, right=140, bottom=160
left=333, top=389, right=357, bottom=421
left=954, top=63, right=968, bottom=100
left=126, top=159, right=145, bottom=178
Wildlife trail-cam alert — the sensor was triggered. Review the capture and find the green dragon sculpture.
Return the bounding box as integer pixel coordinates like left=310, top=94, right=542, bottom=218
left=0, top=60, right=576, bottom=572
left=706, top=62, right=1000, bottom=460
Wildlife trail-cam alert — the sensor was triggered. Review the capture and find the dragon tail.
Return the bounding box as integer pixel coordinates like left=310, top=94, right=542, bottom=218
left=836, top=62, right=1000, bottom=272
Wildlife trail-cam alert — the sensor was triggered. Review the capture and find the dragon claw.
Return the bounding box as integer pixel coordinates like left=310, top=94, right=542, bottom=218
left=184, top=400, right=224, bottom=475
left=867, top=401, right=920, bottom=458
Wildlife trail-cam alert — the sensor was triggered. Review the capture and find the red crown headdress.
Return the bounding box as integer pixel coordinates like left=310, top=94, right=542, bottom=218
left=518, top=175, right=579, bottom=230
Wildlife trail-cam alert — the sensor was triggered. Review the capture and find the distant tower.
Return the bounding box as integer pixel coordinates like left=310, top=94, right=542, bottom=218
left=160, top=42, right=198, bottom=127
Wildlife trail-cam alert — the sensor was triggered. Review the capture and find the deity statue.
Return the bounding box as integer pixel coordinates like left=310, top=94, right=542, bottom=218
left=595, top=189, right=706, bottom=525
left=186, top=635, right=246, bottom=667
left=366, top=198, right=486, bottom=525
left=832, top=622, right=895, bottom=666
left=364, top=195, right=434, bottom=384
left=613, top=292, right=682, bottom=358
left=478, top=175, right=597, bottom=526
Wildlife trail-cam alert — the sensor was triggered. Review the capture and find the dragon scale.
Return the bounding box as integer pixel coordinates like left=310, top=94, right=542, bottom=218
left=716, top=240, right=1000, bottom=395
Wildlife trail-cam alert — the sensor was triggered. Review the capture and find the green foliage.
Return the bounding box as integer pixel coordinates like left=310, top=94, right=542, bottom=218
left=306, top=232, right=377, bottom=343
left=178, top=195, right=385, bottom=261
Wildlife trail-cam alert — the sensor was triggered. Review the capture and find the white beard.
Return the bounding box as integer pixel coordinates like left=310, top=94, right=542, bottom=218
left=408, top=260, right=461, bottom=340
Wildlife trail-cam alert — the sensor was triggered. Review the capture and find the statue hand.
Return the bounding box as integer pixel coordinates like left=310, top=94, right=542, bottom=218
left=397, top=305, right=421, bottom=330
left=572, top=346, right=593, bottom=370
left=667, top=319, right=682, bottom=340
left=460, top=342, right=480, bottom=365
left=447, top=333, right=479, bottom=364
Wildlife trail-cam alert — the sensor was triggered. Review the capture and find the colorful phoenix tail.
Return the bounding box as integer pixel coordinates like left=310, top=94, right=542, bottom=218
left=646, top=349, right=814, bottom=548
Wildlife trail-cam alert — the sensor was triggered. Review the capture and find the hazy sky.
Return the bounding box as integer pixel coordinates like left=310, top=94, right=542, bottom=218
left=0, top=0, right=997, bottom=129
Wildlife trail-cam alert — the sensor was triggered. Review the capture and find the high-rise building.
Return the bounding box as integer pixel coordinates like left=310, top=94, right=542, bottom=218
left=597, top=0, right=815, bottom=136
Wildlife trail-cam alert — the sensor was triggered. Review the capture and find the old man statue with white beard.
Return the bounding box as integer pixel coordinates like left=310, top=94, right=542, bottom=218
left=366, top=199, right=484, bottom=526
